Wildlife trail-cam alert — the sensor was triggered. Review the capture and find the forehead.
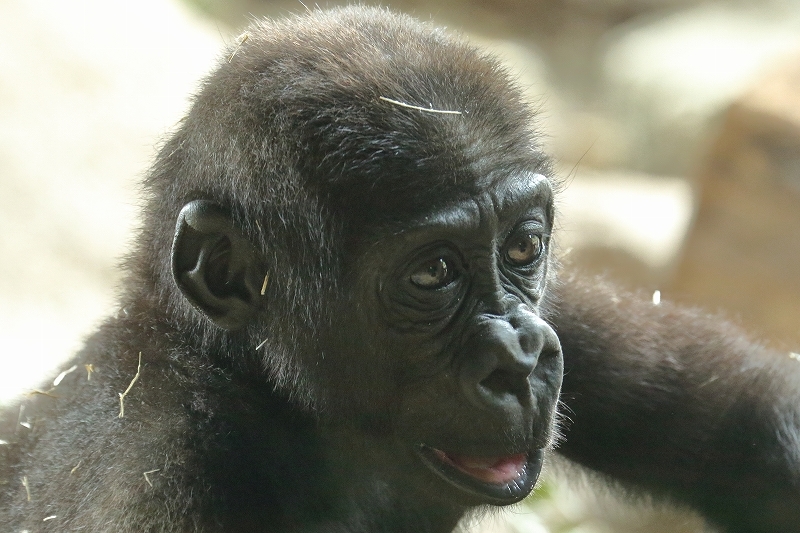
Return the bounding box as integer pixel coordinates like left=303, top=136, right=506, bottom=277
left=371, top=172, right=553, bottom=239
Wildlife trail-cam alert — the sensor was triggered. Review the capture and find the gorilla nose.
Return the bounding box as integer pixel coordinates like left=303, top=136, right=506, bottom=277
left=459, top=310, right=558, bottom=410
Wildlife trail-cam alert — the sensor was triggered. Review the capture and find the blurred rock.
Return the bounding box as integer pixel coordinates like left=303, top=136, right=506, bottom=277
left=556, top=169, right=694, bottom=288
left=670, top=52, right=800, bottom=345
left=600, top=1, right=800, bottom=176
left=0, top=0, right=220, bottom=403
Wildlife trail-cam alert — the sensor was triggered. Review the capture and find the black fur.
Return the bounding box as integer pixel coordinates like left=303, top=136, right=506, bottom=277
left=1, top=7, right=798, bottom=533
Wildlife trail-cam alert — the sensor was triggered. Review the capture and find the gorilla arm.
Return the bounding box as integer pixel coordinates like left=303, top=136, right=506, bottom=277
left=551, top=272, right=800, bottom=533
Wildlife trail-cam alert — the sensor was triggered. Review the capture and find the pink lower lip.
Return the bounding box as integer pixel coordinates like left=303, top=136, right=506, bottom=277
left=432, top=449, right=527, bottom=485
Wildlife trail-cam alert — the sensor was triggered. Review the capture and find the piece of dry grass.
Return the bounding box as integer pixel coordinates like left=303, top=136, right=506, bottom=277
left=143, top=469, right=161, bottom=487
left=228, top=33, right=249, bottom=63
left=652, top=290, right=661, bottom=305
left=17, top=405, right=32, bottom=430
left=28, top=389, right=58, bottom=399
left=53, top=365, right=78, bottom=387
left=21, top=476, right=31, bottom=501
left=118, top=352, right=142, bottom=418
left=260, top=272, right=270, bottom=296
left=70, top=461, right=82, bottom=475
left=85, top=364, right=95, bottom=380
left=378, top=96, right=462, bottom=115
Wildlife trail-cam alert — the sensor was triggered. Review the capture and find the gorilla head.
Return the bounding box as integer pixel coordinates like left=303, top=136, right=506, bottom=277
left=159, top=7, right=562, bottom=510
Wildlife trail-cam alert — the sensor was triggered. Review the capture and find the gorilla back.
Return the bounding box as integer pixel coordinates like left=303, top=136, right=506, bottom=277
left=2, top=7, right=800, bottom=533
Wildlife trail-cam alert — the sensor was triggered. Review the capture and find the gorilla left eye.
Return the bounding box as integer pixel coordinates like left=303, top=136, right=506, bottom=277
left=505, top=233, right=543, bottom=267
left=410, top=258, right=455, bottom=289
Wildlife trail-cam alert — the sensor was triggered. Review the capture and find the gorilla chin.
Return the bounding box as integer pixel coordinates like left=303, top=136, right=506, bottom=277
left=417, top=446, right=545, bottom=505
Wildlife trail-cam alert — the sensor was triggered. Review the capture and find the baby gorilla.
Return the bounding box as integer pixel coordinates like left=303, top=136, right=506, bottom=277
left=1, top=6, right=799, bottom=533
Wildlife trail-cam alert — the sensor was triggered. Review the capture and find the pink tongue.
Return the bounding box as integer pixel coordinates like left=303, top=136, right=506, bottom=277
left=436, top=450, right=527, bottom=484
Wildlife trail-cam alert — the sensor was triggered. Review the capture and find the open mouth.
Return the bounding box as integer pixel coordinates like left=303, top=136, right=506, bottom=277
left=416, top=445, right=544, bottom=505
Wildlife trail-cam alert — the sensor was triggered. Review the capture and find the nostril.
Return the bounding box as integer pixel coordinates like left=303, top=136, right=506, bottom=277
left=540, top=344, right=560, bottom=361
left=517, top=331, right=542, bottom=355
left=480, top=368, right=526, bottom=397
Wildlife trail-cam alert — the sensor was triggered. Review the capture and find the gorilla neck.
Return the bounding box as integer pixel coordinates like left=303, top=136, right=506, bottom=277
left=199, top=380, right=467, bottom=532
left=120, top=329, right=466, bottom=531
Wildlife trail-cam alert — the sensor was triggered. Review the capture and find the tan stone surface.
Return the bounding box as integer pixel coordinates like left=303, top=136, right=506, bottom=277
left=671, top=53, right=800, bottom=345
left=0, top=0, right=220, bottom=402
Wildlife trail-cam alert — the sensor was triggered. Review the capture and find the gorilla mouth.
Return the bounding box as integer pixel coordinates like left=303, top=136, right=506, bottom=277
left=417, top=445, right=544, bottom=505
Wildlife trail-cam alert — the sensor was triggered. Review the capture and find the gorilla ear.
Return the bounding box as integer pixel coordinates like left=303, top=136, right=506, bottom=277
left=172, top=200, right=262, bottom=330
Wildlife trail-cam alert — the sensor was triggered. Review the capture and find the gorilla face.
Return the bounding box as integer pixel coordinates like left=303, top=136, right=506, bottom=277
left=167, top=4, right=564, bottom=515
left=324, top=172, right=563, bottom=506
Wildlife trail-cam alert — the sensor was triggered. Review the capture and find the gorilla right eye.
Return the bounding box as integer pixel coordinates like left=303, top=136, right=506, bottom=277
left=410, top=258, right=454, bottom=289
left=505, top=233, right=543, bottom=267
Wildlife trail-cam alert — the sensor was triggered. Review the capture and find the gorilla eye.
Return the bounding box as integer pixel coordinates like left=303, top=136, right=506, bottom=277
left=505, top=233, right=543, bottom=267
left=410, top=258, right=454, bottom=290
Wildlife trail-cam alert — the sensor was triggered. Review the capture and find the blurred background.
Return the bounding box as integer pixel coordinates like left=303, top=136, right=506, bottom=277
left=0, top=0, right=798, bottom=531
